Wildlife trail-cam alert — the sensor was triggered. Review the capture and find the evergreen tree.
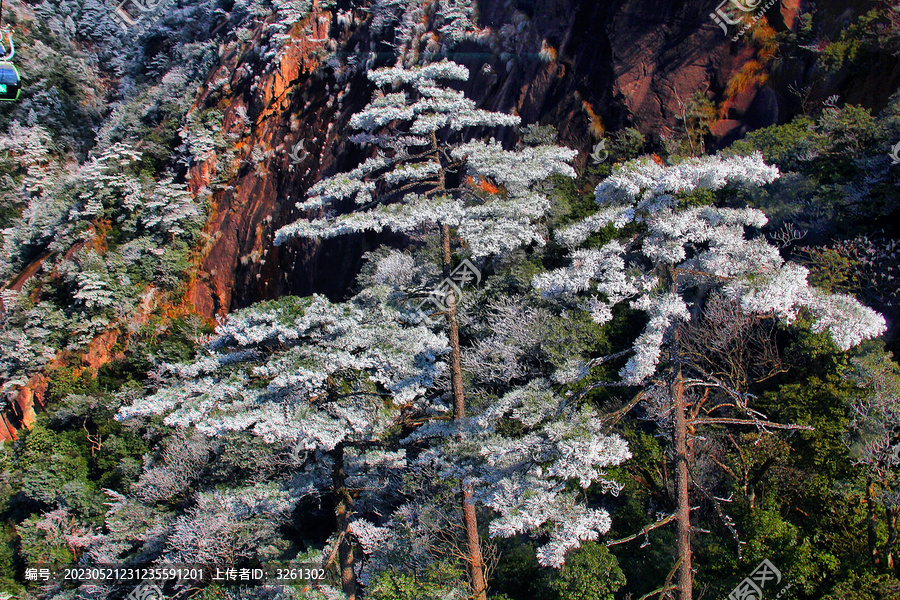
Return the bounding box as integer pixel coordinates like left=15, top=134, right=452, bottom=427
left=274, top=58, right=577, bottom=600
left=119, top=291, right=450, bottom=598
left=533, top=153, right=887, bottom=599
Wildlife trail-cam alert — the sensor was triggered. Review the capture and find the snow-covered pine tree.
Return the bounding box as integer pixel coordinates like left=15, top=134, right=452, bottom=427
left=340, top=285, right=635, bottom=577
left=368, top=0, right=480, bottom=66
left=273, top=60, right=575, bottom=260
left=118, top=291, right=449, bottom=599
left=406, top=377, right=633, bottom=569
left=0, top=130, right=204, bottom=399
left=274, top=58, right=576, bottom=599
left=533, top=152, right=887, bottom=600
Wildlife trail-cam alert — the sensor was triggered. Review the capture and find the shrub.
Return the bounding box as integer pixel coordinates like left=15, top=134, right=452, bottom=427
left=545, top=542, right=625, bottom=600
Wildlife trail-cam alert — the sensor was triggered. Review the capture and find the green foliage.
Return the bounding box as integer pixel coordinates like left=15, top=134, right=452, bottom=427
left=728, top=116, right=820, bottom=172
left=608, top=128, right=647, bottom=161
left=0, top=524, right=20, bottom=594
left=491, top=540, right=544, bottom=600
left=493, top=539, right=628, bottom=600
left=799, top=247, right=855, bottom=292
left=740, top=509, right=839, bottom=596
left=520, top=124, right=559, bottom=147
left=3, top=390, right=148, bottom=588
left=48, top=393, right=149, bottom=490
left=820, top=9, right=900, bottom=74
left=12, top=424, right=93, bottom=512
left=604, top=432, right=675, bottom=600
left=729, top=102, right=878, bottom=185
left=536, top=308, right=613, bottom=373
left=761, top=373, right=851, bottom=479
left=817, top=104, right=878, bottom=153
left=96, top=356, right=153, bottom=392
left=47, top=367, right=99, bottom=403
left=822, top=572, right=900, bottom=600
left=726, top=95, right=899, bottom=238
left=367, top=567, right=464, bottom=600
left=210, top=432, right=279, bottom=486
left=545, top=542, right=625, bottom=600
left=17, top=513, right=74, bottom=568
left=138, top=314, right=213, bottom=365
left=545, top=173, right=603, bottom=230
left=672, top=92, right=717, bottom=157
left=676, top=187, right=718, bottom=209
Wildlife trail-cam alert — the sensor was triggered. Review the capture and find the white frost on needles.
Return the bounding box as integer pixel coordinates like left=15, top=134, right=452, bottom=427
left=472, top=380, right=631, bottom=567
left=348, top=519, right=392, bottom=555
left=535, top=153, right=885, bottom=384
left=724, top=264, right=886, bottom=350
left=620, top=293, right=690, bottom=385
left=274, top=60, right=576, bottom=258
left=594, top=152, right=780, bottom=207
left=117, top=293, right=450, bottom=449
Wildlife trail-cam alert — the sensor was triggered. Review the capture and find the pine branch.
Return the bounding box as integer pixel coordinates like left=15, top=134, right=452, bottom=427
left=690, top=417, right=813, bottom=430
left=598, top=389, right=646, bottom=434
left=691, top=478, right=742, bottom=556
left=636, top=556, right=682, bottom=600
left=606, top=513, right=677, bottom=547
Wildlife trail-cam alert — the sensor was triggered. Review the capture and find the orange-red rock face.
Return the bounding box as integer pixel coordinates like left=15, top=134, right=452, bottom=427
left=82, top=330, right=120, bottom=371
left=185, top=8, right=370, bottom=319
left=184, top=1, right=790, bottom=319
left=7, top=0, right=894, bottom=440
left=185, top=0, right=900, bottom=321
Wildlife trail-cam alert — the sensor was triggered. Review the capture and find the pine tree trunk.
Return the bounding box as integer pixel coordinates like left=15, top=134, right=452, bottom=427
left=440, top=223, right=488, bottom=600
left=673, top=370, right=693, bottom=600
left=463, top=483, right=488, bottom=599
left=331, top=444, right=357, bottom=600
left=442, top=224, right=466, bottom=420
left=868, top=477, right=880, bottom=565
left=885, top=505, right=898, bottom=572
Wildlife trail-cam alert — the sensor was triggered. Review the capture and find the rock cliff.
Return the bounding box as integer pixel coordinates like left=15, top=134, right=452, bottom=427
left=184, top=0, right=896, bottom=316
left=3, top=0, right=896, bottom=440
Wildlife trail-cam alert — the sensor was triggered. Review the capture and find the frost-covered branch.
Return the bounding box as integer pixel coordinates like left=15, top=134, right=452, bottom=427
left=535, top=154, right=886, bottom=385
left=275, top=60, right=576, bottom=259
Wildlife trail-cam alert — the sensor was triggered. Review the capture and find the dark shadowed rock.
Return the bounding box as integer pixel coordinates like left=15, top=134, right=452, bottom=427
left=710, top=118, right=748, bottom=148
left=182, top=0, right=899, bottom=319
left=745, top=86, right=782, bottom=129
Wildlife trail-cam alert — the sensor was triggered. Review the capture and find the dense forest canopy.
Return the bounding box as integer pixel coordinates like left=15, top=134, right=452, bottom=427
left=0, top=0, right=899, bottom=599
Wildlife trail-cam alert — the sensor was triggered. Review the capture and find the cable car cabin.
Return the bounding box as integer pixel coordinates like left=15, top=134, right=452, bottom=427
left=0, top=63, right=19, bottom=101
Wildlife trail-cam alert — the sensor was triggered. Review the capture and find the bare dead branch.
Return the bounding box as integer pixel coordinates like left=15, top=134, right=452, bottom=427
left=690, top=417, right=813, bottom=431
left=606, top=513, right=677, bottom=547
